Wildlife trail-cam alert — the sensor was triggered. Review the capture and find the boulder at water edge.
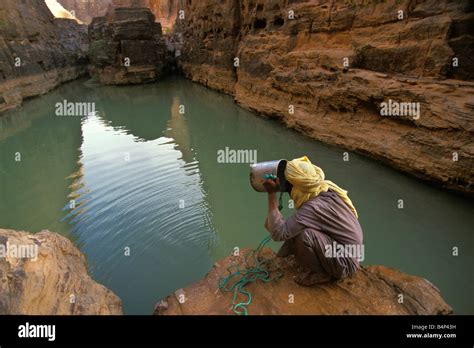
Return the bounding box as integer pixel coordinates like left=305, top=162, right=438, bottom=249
left=0, top=229, right=122, bottom=315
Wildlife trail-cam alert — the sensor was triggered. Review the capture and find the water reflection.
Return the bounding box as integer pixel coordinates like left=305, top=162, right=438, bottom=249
left=165, top=97, right=195, bottom=164
left=93, top=85, right=172, bottom=142
left=61, top=84, right=216, bottom=314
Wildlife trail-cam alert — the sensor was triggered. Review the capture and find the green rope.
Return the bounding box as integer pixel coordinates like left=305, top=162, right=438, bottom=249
left=217, top=235, right=283, bottom=315
left=218, top=192, right=285, bottom=315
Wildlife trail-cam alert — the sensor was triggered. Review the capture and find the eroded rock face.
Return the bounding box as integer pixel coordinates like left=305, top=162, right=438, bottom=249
left=0, top=0, right=88, bottom=113
left=0, top=229, right=122, bottom=315
left=114, top=0, right=179, bottom=30
left=174, top=0, right=474, bottom=194
left=88, top=7, right=174, bottom=85
left=174, top=0, right=241, bottom=94
left=154, top=248, right=453, bottom=315
left=58, top=0, right=179, bottom=29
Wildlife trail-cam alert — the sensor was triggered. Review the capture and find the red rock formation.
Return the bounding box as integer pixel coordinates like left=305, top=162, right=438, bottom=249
left=174, top=0, right=474, bottom=194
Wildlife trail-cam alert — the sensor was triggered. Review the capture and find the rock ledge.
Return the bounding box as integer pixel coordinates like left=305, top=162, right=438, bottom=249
left=155, top=248, right=453, bottom=315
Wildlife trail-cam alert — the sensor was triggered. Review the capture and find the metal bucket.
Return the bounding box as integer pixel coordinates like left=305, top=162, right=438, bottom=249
left=250, top=159, right=288, bottom=192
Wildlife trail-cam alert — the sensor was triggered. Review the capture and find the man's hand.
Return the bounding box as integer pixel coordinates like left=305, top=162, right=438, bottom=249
left=263, top=177, right=280, bottom=193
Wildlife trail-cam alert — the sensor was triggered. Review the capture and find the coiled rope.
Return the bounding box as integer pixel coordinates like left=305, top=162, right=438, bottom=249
left=218, top=192, right=284, bottom=315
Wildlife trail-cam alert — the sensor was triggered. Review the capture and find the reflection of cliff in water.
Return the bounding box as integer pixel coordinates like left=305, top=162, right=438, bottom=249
left=92, top=79, right=196, bottom=164
left=92, top=84, right=171, bottom=142
left=165, top=96, right=194, bottom=163
left=56, top=79, right=219, bottom=313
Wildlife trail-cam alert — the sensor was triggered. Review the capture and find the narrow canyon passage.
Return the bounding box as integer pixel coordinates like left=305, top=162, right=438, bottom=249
left=0, top=77, right=472, bottom=314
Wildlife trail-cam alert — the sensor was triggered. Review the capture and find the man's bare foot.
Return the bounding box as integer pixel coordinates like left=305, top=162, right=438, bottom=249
left=294, top=270, right=331, bottom=286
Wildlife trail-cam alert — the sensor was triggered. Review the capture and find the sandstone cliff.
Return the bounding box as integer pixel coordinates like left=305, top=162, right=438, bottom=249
left=0, top=229, right=122, bottom=315
left=174, top=0, right=474, bottom=194
left=59, top=0, right=178, bottom=30
left=88, top=7, right=174, bottom=85
left=0, top=0, right=88, bottom=113
left=155, top=248, right=453, bottom=315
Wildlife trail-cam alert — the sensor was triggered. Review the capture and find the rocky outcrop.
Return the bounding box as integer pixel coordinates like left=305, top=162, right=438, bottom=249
left=58, top=0, right=179, bottom=30
left=88, top=7, right=174, bottom=85
left=114, top=0, right=179, bottom=31
left=58, top=0, right=112, bottom=24
left=0, top=0, right=88, bottom=113
left=154, top=248, right=453, bottom=315
left=0, top=229, right=122, bottom=315
left=174, top=0, right=474, bottom=194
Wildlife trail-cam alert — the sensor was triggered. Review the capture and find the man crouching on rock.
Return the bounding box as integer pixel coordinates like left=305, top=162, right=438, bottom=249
left=263, top=156, right=363, bottom=286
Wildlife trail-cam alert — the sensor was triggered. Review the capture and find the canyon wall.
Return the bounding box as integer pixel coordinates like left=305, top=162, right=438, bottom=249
left=58, top=0, right=178, bottom=29
left=0, top=0, right=88, bottom=113
left=88, top=7, right=174, bottom=85
left=174, top=0, right=474, bottom=194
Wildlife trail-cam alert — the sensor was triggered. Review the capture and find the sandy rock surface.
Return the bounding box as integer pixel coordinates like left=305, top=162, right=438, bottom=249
left=0, top=229, right=122, bottom=315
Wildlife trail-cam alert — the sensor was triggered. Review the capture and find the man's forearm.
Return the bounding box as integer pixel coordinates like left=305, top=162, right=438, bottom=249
left=265, top=192, right=288, bottom=241
left=268, top=192, right=279, bottom=213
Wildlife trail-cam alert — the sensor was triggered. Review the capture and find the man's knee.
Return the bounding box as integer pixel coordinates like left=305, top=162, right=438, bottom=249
left=296, top=229, right=316, bottom=249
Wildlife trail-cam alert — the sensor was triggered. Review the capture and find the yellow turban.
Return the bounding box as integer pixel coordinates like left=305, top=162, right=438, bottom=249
left=284, top=156, right=358, bottom=218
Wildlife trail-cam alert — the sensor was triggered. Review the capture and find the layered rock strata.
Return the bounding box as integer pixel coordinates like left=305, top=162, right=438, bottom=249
left=0, top=0, right=88, bottom=113
left=88, top=7, right=174, bottom=85
left=174, top=0, right=474, bottom=194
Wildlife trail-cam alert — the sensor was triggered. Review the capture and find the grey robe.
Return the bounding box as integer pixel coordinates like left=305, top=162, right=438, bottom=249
left=265, top=190, right=363, bottom=280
